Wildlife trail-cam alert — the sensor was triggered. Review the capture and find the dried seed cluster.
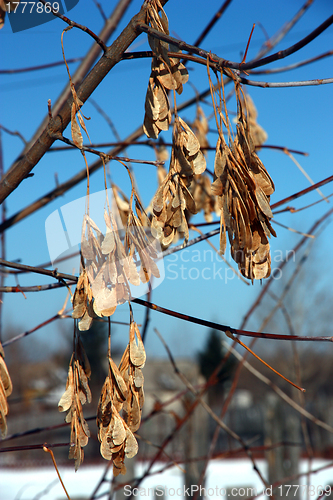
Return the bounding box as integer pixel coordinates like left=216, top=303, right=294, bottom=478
left=73, top=204, right=160, bottom=330
left=152, top=116, right=206, bottom=247
left=0, top=342, right=12, bottom=438
left=97, top=319, right=145, bottom=476
left=58, top=338, right=91, bottom=470
left=212, top=81, right=275, bottom=280
left=69, top=188, right=155, bottom=468
left=143, top=0, right=188, bottom=139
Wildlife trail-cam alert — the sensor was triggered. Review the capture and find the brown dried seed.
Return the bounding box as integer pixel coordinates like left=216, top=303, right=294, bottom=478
left=78, top=308, right=93, bottom=332
left=0, top=356, right=12, bottom=397
left=109, top=358, right=128, bottom=401
left=112, top=414, right=126, bottom=446
left=134, top=367, right=144, bottom=388
left=143, top=114, right=159, bottom=139
left=71, top=102, right=83, bottom=149
left=129, top=322, right=146, bottom=368
left=58, top=366, right=74, bottom=412
left=101, top=231, right=115, bottom=255
left=124, top=386, right=141, bottom=432
left=77, top=363, right=92, bottom=404
left=125, top=429, right=139, bottom=459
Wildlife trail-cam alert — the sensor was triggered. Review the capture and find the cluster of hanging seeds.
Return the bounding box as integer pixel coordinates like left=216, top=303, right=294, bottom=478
left=61, top=300, right=148, bottom=474
left=97, top=316, right=145, bottom=476
left=58, top=336, right=91, bottom=470
left=151, top=116, right=206, bottom=247
left=143, top=0, right=188, bottom=139
left=211, top=74, right=275, bottom=280
left=72, top=196, right=160, bottom=331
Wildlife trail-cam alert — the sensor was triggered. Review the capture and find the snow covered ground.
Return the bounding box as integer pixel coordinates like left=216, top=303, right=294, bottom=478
left=1, top=459, right=333, bottom=500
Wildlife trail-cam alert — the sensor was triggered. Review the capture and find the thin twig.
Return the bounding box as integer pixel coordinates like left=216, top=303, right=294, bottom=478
left=2, top=313, right=130, bottom=347
left=0, top=258, right=77, bottom=282
left=0, top=282, right=75, bottom=293
left=1, top=251, right=80, bottom=275
left=221, top=341, right=333, bottom=435
left=92, top=0, right=107, bottom=22
left=133, top=296, right=333, bottom=343
left=225, top=330, right=305, bottom=392
left=285, top=150, right=329, bottom=202
left=254, top=0, right=314, bottom=60
left=189, top=225, right=250, bottom=284
left=52, top=134, right=165, bottom=166
left=192, top=0, right=233, bottom=48
left=2, top=312, right=65, bottom=347
left=0, top=442, right=70, bottom=453
left=278, top=300, right=314, bottom=466
left=89, top=98, right=122, bottom=141
left=122, top=50, right=333, bottom=88
left=272, top=220, right=315, bottom=238
left=260, top=144, right=308, bottom=156
left=0, top=125, right=27, bottom=145
left=236, top=75, right=333, bottom=88
left=240, top=207, right=333, bottom=329
left=249, top=50, right=333, bottom=75
left=141, top=282, right=152, bottom=343
left=273, top=193, right=333, bottom=215
left=43, top=445, right=71, bottom=500
left=89, top=462, right=112, bottom=500
left=39, top=0, right=107, bottom=52
left=0, top=57, right=84, bottom=75
left=47, top=140, right=308, bottom=157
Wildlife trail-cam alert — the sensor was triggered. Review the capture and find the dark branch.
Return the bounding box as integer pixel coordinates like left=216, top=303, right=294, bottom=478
left=0, top=258, right=76, bottom=282
left=132, top=297, right=333, bottom=343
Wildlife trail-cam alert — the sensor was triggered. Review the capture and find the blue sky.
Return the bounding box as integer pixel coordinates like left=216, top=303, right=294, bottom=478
left=1, top=0, right=333, bottom=361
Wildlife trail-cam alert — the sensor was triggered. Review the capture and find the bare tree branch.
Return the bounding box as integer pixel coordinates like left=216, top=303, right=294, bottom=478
left=0, top=2, right=141, bottom=203
left=0, top=57, right=84, bottom=75
left=138, top=14, right=333, bottom=71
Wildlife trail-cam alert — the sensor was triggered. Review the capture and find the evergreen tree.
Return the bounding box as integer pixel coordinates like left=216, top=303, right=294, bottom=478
left=198, top=329, right=236, bottom=387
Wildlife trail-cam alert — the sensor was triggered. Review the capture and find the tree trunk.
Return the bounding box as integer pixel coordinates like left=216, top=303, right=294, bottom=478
left=265, top=394, right=300, bottom=500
